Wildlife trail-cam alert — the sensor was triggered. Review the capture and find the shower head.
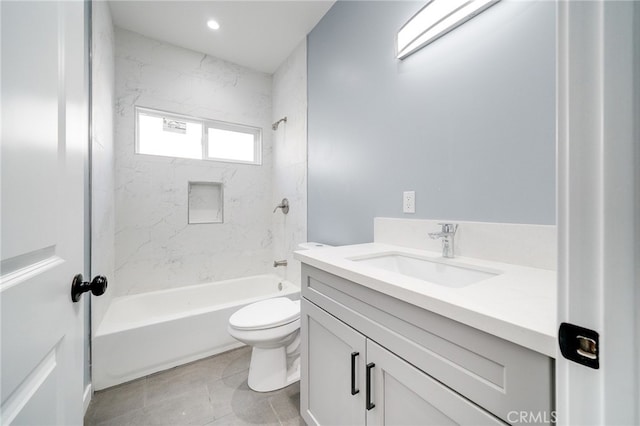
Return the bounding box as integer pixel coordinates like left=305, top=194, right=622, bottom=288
left=272, top=116, right=287, bottom=131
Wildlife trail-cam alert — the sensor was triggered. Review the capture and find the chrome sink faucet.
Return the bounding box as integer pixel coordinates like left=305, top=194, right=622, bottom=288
left=428, top=223, right=458, bottom=258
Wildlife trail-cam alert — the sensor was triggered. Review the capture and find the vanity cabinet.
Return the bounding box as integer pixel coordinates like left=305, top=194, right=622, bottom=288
left=300, top=265, right=554, bottom=426
left=302, top=299, right=504, bottom=425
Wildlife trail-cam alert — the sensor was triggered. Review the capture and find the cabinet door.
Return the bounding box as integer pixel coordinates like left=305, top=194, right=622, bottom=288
left=366, top=340, right=506, bottom=426
left=301, top=299, right=366, bottom=426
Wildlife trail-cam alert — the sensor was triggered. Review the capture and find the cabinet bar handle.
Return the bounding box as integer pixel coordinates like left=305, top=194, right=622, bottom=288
left=366, top=362, right=375, bottom=410
left=350, top=352, right=360, bottom=395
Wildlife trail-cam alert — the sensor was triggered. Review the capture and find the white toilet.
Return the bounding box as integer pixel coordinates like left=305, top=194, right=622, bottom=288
left=228, top=297, right=301, bottom=392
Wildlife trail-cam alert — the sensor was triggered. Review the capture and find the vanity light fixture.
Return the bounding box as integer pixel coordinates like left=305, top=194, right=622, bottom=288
left=396, top=0, right=500, bottom=59
left=207, top=19, right=220, bottom=30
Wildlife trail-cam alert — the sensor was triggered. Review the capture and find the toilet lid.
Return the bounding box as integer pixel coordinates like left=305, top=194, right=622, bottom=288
left=229, top=297, right=300, bottom=330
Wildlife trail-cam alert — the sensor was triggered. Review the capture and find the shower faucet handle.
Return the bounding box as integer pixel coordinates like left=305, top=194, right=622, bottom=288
left=273, top=198, right=289, bottom=214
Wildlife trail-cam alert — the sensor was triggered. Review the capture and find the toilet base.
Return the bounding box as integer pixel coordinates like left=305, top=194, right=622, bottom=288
left=247, top=346, right=300, bottom=392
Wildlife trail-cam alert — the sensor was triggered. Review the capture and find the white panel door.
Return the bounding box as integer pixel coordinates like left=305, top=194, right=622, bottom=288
left=1, top=1, right=88, bottom=424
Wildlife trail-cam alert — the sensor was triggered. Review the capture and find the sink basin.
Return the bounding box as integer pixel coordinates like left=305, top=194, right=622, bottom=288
left=350, top=252, right=500, bottom=288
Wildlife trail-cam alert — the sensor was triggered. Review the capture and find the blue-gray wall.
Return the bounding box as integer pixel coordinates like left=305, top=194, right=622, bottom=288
left=307, top=1, right=556, bottom=245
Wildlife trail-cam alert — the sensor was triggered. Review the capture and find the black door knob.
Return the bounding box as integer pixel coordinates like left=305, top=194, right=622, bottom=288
left=71, top=274, right=108, bottom=303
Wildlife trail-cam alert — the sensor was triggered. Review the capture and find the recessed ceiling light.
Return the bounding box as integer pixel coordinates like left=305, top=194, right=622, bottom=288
left=207, top=19, right=220, bottom=30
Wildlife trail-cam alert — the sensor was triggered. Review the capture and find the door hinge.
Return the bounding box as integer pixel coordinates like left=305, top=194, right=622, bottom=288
left=558, top=322, right=599, bottom=369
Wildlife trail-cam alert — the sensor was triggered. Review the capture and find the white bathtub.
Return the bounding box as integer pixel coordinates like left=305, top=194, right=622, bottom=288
left=92, top=274, right=299, bottom=390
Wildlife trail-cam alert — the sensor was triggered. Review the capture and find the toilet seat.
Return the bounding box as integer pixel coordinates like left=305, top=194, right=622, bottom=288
left=229, top=297, right=300, bottom=331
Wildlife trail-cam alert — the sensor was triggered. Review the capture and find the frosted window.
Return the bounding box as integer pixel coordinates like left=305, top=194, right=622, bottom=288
left=207, top=128, right=256, bottom=163
left=137, top=112, right=202, bottom=159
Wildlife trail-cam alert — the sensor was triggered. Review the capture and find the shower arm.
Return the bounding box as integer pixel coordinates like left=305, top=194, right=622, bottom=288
left=272, top=116, right=287, bottom=131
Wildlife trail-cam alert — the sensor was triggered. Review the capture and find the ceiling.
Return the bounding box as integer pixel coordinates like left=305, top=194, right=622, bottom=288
left=109, top=1, right=335, bottom=74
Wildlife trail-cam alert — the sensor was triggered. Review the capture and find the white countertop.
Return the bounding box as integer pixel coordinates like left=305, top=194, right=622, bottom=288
left=294, top=243, right=557, bottom=358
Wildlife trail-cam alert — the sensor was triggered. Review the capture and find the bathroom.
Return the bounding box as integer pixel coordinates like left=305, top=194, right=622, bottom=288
left=1, top=1, right=638, bottom=425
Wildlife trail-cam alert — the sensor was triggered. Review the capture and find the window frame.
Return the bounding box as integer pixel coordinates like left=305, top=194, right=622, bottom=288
left=134, top=106, right=262, bottom=165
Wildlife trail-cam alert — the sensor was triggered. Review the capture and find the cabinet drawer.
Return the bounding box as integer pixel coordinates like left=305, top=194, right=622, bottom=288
left=302, top=265, right=554, bottom=424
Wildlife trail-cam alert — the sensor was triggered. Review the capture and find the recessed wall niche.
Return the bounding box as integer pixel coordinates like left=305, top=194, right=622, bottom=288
left=188, top=182, right=223, bottom=224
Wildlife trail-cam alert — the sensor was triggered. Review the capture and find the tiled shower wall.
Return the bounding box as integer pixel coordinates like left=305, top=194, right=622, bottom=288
left=271, top=41, right=308, bottom=286
left=113, top=28, right=274, bottom=296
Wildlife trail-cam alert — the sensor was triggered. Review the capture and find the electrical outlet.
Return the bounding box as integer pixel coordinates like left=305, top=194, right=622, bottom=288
left=403, top=191, right=415, bottom=213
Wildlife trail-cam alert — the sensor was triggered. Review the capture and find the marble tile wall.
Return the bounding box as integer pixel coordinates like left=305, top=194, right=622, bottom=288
left=114, top=28, right=274, bottom=296
left=92, top=1, right=116, bottom=330
left=271, top=41, right=308, bottom=286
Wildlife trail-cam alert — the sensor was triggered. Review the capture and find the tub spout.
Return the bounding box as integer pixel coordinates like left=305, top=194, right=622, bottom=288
left=273, top=260, right=288, bottom=267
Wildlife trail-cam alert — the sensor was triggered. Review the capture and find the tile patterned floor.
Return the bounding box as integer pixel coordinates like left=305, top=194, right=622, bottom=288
left=84, top=346, right=304, bottom=426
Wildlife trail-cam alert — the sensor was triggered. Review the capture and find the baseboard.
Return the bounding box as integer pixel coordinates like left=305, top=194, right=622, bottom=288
left=83, top=383, right=92, bottom=414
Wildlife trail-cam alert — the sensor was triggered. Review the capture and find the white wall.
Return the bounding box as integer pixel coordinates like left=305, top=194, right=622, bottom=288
left=91, top=1, right=115, bottom=331
left=271, top=41, right=308, bottom=286
left=113, top=28, right=274, bottom=296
